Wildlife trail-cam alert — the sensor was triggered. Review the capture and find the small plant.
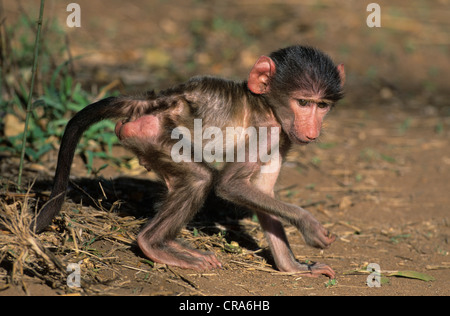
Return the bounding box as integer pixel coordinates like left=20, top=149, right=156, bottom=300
left=325, top=278, right=337, bottom=288
left=360, top=148, right=396, bottom=164
left=0, top=10, right=120, bottom=176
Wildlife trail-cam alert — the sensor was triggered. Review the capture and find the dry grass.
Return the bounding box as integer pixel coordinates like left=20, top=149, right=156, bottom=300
left=0, top=181, right=276, bottom=295
left=0, top=183, right=146, bottom=294
left=0, top=187, right=68, bottom=293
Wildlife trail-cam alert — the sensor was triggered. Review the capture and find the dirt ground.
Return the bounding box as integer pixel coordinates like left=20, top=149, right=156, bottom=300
left=1, top=0, right=449, bottom=296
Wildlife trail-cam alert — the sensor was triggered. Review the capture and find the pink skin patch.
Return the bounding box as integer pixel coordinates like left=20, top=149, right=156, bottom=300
left=115, top=115, right=160, bottom=140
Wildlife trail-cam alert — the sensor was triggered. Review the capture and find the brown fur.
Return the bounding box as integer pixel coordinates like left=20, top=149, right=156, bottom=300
left=34, top=45, right=344, bottom=277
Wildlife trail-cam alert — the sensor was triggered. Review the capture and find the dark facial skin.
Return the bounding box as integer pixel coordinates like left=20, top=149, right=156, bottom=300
left=34, top=45, right=345, bottom=278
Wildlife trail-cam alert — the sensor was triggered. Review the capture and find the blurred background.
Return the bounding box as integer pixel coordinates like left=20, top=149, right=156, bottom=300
left=2, top=0, right=449, bottom=98
left=0, top=0, right=449, bottom=296
left=1, top=0, right=449, bottom=170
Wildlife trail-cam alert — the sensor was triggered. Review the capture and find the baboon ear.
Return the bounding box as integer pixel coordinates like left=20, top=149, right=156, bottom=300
left=337, top=63, right=345, bottom=87
left=247, top=56, right=276, bottom=94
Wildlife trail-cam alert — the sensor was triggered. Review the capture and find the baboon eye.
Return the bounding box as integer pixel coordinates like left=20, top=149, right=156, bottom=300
left=297, top=99, right=308, bottom=106
left=317, top=102, right=329, bottom=109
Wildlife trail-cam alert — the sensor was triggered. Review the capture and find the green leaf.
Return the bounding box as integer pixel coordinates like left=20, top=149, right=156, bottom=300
left=325, top=278, right=337, bottom=288
left=34, top=143, right=53, bottom=159
left=141, top=259, right=155, bottom=267
left=86, top=150, right=94, bottom=174
left=387, top=270, right=435, bottom=282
